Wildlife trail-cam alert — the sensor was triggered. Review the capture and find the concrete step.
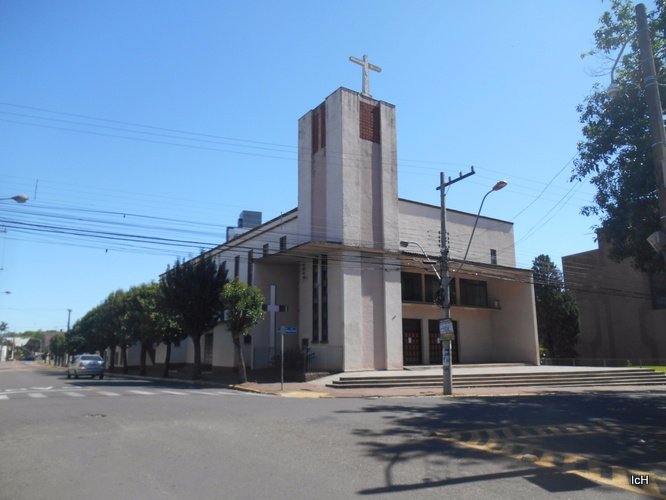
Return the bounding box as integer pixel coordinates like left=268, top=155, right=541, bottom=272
left=327, top=369, right=666, bottom=389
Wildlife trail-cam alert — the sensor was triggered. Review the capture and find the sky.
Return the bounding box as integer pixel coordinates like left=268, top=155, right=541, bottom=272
left=0, top=0, right=650, bottom=333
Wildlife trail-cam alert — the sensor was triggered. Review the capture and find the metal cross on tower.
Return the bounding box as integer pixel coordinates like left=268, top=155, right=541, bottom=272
left=349, top=54, right=381, bottom=97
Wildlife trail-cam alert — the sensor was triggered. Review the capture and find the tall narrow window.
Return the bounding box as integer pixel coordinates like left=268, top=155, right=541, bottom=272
left=359, top=101, right=380, bottom=143
left=312, top=257, right=319, bottom=343
left=321, top=255, right=328, bottom=343
left=311, top=103, right=326, bottom=153
left=234, top=255, right=240, bottom=279
left=279, top=235, right=287, bottom=251
left=490, top=249, right=497, bottom=265
left=247, top=250, right=253, bottom=285
left=263, top=243, right=269, bottom=257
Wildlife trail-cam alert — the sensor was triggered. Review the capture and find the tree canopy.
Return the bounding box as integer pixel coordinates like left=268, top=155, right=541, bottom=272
left=160, top=254, right=228, bottom=379
left=221, top=278, right=265, bottom=383
left=532, top=255, right=580, bottom=359
left=574, top=0, right=665, bottom=273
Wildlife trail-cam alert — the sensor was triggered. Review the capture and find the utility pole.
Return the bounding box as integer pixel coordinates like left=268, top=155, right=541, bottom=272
left=636, top=3, right=666, bottom=264
left=436, top=168, right=475, bottom=395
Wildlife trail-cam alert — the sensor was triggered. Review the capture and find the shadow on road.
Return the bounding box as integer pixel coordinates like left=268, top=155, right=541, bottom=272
left=339, top=393, right=666, bottom=496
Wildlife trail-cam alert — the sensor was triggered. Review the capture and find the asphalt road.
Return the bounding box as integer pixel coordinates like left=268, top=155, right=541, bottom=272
left=1, top=361, right=664, bottom=499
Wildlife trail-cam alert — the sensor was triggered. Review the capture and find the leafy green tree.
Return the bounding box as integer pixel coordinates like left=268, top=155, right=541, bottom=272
left=160, top=254, right=228, bottom=380
left=49, top=333, right=67, bottom=366
left=221, top=278, right=265, bottom=383
left=155, top=290, right=186, bottom=378
left=123, top=283, right=162, bottom=376
left=97, top=290, right=126, bottom=371
left=532, top=255, right=580, bottom=359
left=574, top=0, right=665, bottom=273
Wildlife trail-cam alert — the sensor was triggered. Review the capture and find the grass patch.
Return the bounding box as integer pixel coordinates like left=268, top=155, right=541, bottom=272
left=640, top=366, right=666, bottom=373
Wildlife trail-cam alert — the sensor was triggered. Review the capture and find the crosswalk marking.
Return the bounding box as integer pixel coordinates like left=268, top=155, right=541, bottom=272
left=64, top=392, right=85, bottom=397
left=0, top=387, right=268, bottom=400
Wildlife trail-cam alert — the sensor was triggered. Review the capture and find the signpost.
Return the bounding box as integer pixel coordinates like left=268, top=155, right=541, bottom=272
left=278, top=326, right=298, bottom=391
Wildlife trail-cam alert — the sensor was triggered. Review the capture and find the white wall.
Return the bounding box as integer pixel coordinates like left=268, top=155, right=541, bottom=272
left=398, top=200, right=516, bottom=267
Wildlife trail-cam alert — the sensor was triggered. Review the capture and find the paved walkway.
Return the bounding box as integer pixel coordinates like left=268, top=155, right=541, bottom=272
left=27, top=361, right=666, bottom=398
left=237, top=364, right=666, bottom=398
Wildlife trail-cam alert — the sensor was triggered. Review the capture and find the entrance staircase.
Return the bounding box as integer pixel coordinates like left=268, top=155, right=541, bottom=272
left=326, top=367, right=666, bottom=390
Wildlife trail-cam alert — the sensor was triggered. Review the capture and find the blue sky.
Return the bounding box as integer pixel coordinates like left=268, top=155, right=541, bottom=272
left=0, top=1, right=646, bottom=332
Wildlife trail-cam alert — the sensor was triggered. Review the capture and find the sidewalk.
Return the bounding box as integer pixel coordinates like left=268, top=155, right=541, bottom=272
left=94, top=363, right=666, bottom=399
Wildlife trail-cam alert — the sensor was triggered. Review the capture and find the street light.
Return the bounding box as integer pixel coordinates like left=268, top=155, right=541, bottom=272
left=0, top=194, right=29, bottom=203
left=436, top=175, right=508, bottom=396
left=459, top=180, right=508, bottom=269
left=399, top=240, right=441, bottom=280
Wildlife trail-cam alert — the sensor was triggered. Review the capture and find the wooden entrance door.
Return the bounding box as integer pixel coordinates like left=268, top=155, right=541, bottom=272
left=428, top=320, right=459, bottom=364
left=402, top=319, right=422, bottom=365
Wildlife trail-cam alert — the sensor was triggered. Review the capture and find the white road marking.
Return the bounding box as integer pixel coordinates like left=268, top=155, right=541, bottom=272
left=127, top=390, right=155, bottom=396
left=97, top=391, right=120, bottom=397
left=0, top=395, right=8, bottom=400
left=27, top=393, right=47, bottom=398
left=194, top=391, right=218, bottom=396
left=64, top=392, right=85, bottom=397
left=160, top=390, right=187, bottom=395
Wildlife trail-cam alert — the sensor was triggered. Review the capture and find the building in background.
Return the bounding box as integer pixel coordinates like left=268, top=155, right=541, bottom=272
left=563, top=235, right=666, bottom=362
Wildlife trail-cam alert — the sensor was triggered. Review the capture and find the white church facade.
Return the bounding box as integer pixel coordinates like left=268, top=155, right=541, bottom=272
left=133, top=86, right=540, bottom=372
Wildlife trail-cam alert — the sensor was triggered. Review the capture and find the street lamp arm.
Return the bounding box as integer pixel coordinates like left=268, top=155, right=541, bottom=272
left=457, top=180, right=507, bottom=273
left=399, top=240, right=441, bottom=280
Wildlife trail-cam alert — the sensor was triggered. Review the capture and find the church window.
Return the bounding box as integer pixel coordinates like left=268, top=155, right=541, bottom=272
left=234, top=255, right=240, bottom=279
left=247, top=250, right=253, bottom=285
left=263, top=243, right=269, bottom=257
left=312, top=257, right=319, bottom=343
left=401, top=272, right=423, bottom=302
left=280, top=235, right=287, bottom=251
left=311, top=255, right=329, bottom=344
left=460, top=279, right=488, bottom=308
left=321, top=255, right=328, bottom=343
left=311, top=103, right=326, bottom=153
left=359, top=101, right=380, bottom=143
left=490, top=249, right=497, bottom=265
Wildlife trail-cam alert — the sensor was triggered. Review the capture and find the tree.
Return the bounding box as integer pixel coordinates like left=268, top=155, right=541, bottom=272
left=49, top=333, right=67, bottom=366
left=532, top=255, right=580, bottom=359
left=574, top=0, right=665, bottom=273
left=160, top=254, right=228, bottom=380
left=221, top=278, right=265, bottom=383
left=123, top=283, right=163, bottom=376
left=155, top=289, right=186, bottom=378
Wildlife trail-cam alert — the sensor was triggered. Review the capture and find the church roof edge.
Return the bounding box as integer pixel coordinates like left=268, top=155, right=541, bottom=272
left=398, top=198, right=514, bottom=226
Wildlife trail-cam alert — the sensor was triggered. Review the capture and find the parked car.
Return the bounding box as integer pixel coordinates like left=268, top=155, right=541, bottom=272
left=67, top=354, right=105, bottom=379
left=23, top=354, right=35, bottom=361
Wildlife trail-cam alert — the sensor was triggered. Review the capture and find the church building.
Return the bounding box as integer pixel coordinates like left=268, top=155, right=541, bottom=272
left=146, top=82, right=540, bottom=373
